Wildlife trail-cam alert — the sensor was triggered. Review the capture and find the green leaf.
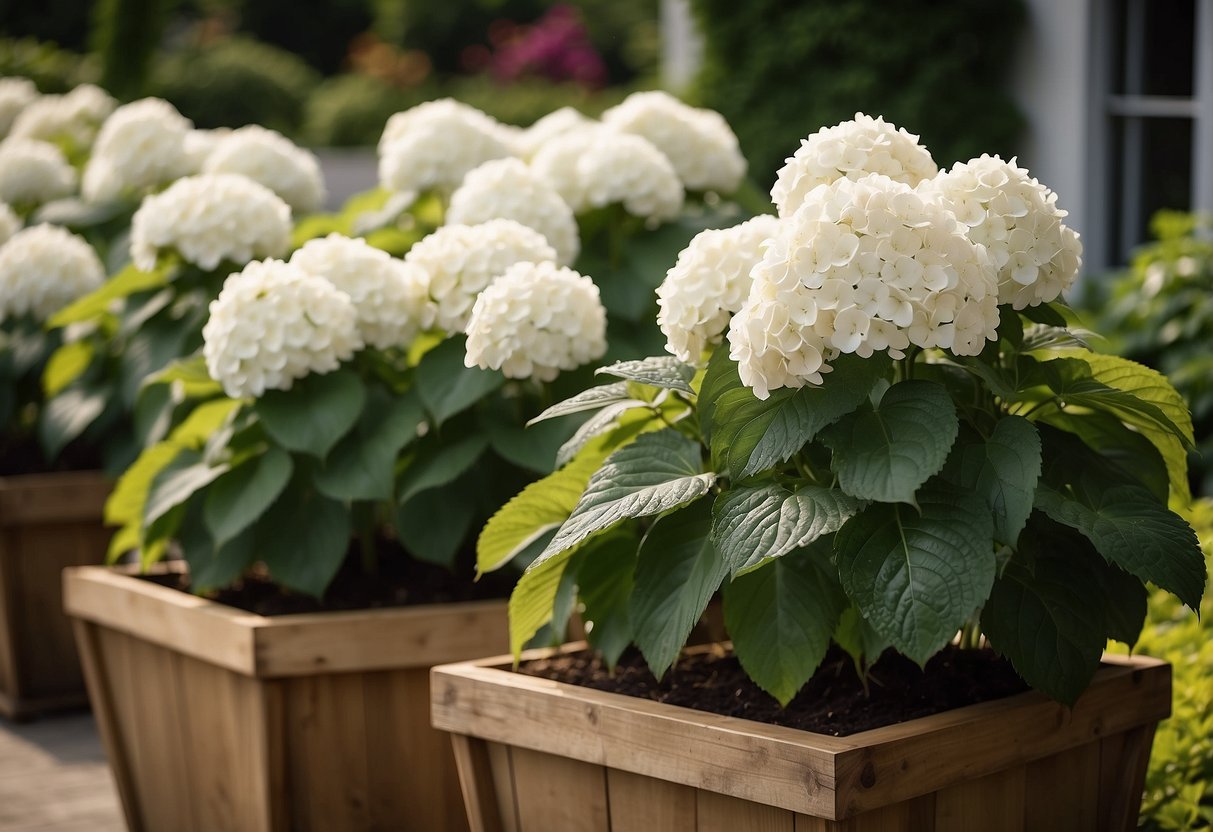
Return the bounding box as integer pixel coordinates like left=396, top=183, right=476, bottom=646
left=42, top=339, right=95, bottom=398
left=1041, top=409, right=1169, bottom=505
left=528, top=382, right=645, bottom=424
left=486, top=415, right=581, bottom=475
left=179, top=517, right=256, bottom=593
left=47, top=262, right=175, bottom=328
left=39, top=386, right=106, bottom=458
left=576, top=531, right=639, bottom=668
left=982, top=558, right=1105, bottom=705
left=630, top=499, right=727, bottom=678
left=255, top=480, right=352, bottom=597
left=144, top=453, right=229, bottom=527
left=713, top=353, right=891, bottom=481
left=822, top=380, right=958, bottom=504
left=543, top=428, right=715, bottom=559
left=509, top=546, right=578, bottom=658
left=395, top=433, right=488, bottom=506
left=697, top=345, right=739, bottom=444
left=723, top=544, right=846, bottom=705
left=1091, top=558, right=1148, bottom=647
left=595, top=356, right=695, bottom=394
left=255, top=369, right=366, bottom=458
left=1034, top=484, right=1206, bottom=610
left=169, top=398, right=241, bottom=448
left=554, top=403, right=650, bottom=468
left=944, top=417, right=1041, bottom=545
left=105, top=443, right=183, bottom=527
left=711, top=484, right=861, bottom=575
left=833, top=604, right=891, bottom=674
left=203, top=447, right=294, bottom=547
left=415, top=335, right=504, bottom=426
left=143, top=354, right=222, bottom=399
left=313, top=391, right=424, bottom=501
left=1019, top=302, right=1069, bottom=328
left=834, top=483, right=995, bottom=665
left=396, top=479, right=477, bottom=568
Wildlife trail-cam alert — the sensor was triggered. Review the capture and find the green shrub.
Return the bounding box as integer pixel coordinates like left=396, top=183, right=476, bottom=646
left=690, top=0, right=1025, bottom=186
left=90, top=0, right=168, bottom=99
left=1086, top=211, right=1213, bottom=497
left=443, top=76, right=627, bottom=126
left=0, top=38, right=98, bottom=92
left=303, top=74, right=429, bottom=147
left=149, top=36, right=319, bottom=135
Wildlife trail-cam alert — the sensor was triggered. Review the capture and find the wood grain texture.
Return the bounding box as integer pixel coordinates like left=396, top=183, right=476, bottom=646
left=607, top=768, right=697, bottom=831
left=796, top=794, right=935, bottom=831
left=1024, top=741, right=1099, bottom=832
left=933, top=766, right=1025, bottom=832
left=696, top=789, right=793, bottom=832
left=452, top=735, right=506, bottom=832
left=510, top=746, right=609, bottom=832
left=1098, top=724, right=1156, bottom=832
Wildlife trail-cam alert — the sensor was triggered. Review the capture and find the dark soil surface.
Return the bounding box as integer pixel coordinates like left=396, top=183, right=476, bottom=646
left=152, top=547, right=514, bottom=616
left=519, top=645, right=1030, bottom=737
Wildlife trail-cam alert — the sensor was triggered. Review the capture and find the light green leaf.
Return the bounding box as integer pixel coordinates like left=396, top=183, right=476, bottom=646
left=595, top=356, right=695, bottom=394
left=834, top=484, right=995, bottom=665
left=48, top=262, right=175, bottom=328
left=415, top=335, right=504, bottom=426
left=822, top=379, right=958, bottom=504
left=1034, top=484, right=1205, bottom=610
left=945, top=417, right=1041, bottom=545
left=724, top=544, right=846, bottom=706
left=711, top=483, right=861, bottom=575
left=42, top=340, right=94, bottom=398
left=105, top=443, right=183, bottom=527
left=509, top=546, right=577, bottom=659
left=833, top=605, right=892, bottom=675
left=630, top=499, right=726, bottom=678
left=255, top=369, right=366, bottom=458
left=203, top=447, right=294, bottom=547
left=528, top=382, right=644, bottom=424
left=256, top=481, right=352, bottom=597
left=142, top=354, right=222, bottom=399
left=168, top=398, right=242, bottom=448
left=313, top=391, right=424, bottom=502
left=144, top=454, right=229, bottom=527
left=543, top=428, right=715, bottom=558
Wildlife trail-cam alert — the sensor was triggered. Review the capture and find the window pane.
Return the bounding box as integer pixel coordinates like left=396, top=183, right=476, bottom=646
left=1110, top=116, right=1193, bottom=261
left=1113, top=0, right=1196, bottom=96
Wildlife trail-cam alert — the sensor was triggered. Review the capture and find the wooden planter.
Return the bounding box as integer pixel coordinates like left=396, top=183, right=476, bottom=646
left=432, top=643, right=1171, bottom=832
left=65, top=564, right=509, bottom=832
left=0, top=471, right=111, bottom=719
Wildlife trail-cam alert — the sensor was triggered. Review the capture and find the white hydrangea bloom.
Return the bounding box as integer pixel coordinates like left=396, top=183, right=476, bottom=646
left=204, top=125, right=326, bottom=215
left=0, top=202, right=20, bottom=244
left=602, top=90, right=746, bottom=194
left=289, top=233, right=430, bottom=350
left=10, top=83, right=116, bottom=151
left=465, top=260, right=606, bottom=382
left=531, top=126, right=684, bottom=221
left=514, top=106, right=594, bottom=160
left=447, top=158, right=579, bottom=265
left=82, top=98, right=193, bottom=203
left=378, top=99, right=514, bottom=196
left=0, top=138, right=77, bottom=207
left=0, top=78, right=37, bottom=138
left=405, top=219, right=556, bottom=334
left=0, top=224, right=103, bottom=322
left=771, top=113, right=938, bottom=218
left=130, top=173, right=292, bottom=272
left=729, top=174, right=998, bottom=399
left=657, top=215, right=781, bottom=363
left=181, top=128, right=229, bottom=173
left=924, top=155, right=1083, bottom=309
left=202, top=259, right=363, bottom=399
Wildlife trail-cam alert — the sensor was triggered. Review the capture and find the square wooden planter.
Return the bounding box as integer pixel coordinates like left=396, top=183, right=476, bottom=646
left=431, top=643, right=1171, bottom=832
left=64, top=564, right=510, bottom=832
left=0, top=471, right=111, bottom=720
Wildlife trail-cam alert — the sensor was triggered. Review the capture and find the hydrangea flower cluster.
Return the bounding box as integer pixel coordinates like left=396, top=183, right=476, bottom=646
left=289, top=234, right=430, bottom=350
left=771, top=113, right=938, bottom=218
left=729, top=174, right=999, bottom=399
left=0, top=203, right=20, bottom=245
left=602, top=91, right=746, bottom=194
left=404, top=219, right=557, bottom=333
left=530, top=126, right=684, bottom=222
left=513, top=106, right=593, bottom=159
left=0, top=224, right=104, bottom=322
left=378, top=99, right=514, bottom=196
left=657, top=215, right=781, bottom=363
left=182, top=128, right=230, bottom=173
left=0, top=78, right=36, bottom=138
left=10, top=84, right=116, bottom=151
left=925, top=154, right=1083, bottom=309
left=0, top=138, right=78, bottom=208
left=203, top=125, right=325, bottom=215
left=202, top=259, right=362, bottom=399
left=130, top=173, right=292, bottom=272
left=465, top=260, right=607, bottom=382
left=82, top=98, right=193, bottom=203
left=447, top=158, right=579, bottom=265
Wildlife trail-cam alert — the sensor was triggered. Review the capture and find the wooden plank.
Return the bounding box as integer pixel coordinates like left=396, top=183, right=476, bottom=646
left=510, top=746, right=609, bottom=832
left=251, top=599, right=508, bottom=677
left=0, top=528, right=20, bottom=704
left=696, top=789, right=793, bottom=832
left=1024, top=742, right=1099, bottom=831
left=933, top=766, right=1025, bottom=832
left=63, top=567, right=260, bottom=676
left=486, top=741, right=520, bottom=832
left=451, top=734, right=505, bottom=832
left=95, top=627, right=147, bottom=832
left=0, top=472, right=110, bottom=526
left=796, top=794, right=935, bottom=831
left=607, top=768, right=697, bottom=830
left=1098, top=725, right=1156, bottom=832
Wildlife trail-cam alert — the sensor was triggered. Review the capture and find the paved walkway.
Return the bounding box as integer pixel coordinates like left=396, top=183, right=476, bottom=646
left=0, top=711, right=124, bottom=831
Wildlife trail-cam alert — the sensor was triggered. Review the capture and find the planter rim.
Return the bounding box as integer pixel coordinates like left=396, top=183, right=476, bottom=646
left=63, top=563, right=508, bottom=679
left=0, top=470, right=110, bottom=526
left=430, top=642, right=1171, bottom=820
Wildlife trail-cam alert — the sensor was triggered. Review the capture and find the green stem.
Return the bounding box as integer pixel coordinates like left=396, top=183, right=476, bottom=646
left=959, top=611, right=984, bottom=650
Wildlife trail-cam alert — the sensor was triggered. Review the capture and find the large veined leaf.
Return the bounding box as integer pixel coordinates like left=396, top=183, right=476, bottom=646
left=1034, top=484, right=1205, bottom=610
left=542, top=428, right=715, bottom=558
left=396, top=476, right=477, bottom=568
left=575, top=532, right=639, bottom=668
left=255, top=369, right=366, bottom=458
left=822, top=380, right=958, bottom=504
left=724, top=543, right=846, bottom=706
left=595, top=356, right=695, bottom=394
left=528, top=382, right=644, bottom=424
left=1043, top=409, right=1169, bottom=504
left=509, top=546, right=578, bottom=658
left=982, top=558, right=1105, bottom=705
left=255, top=480, right=351, bottom=597
left=944, top=416, right=1041, bottom=545
left=834, top=484, right=995, bottom=665
left=711, top=483, right=861, bottom=575
left=710, top=353, right=890, bottom=480
left=315, top=391, right=425, bottom=502
left=415, top=335, right=504, bottom=426
left=203, top=447, right=294, bottom=547
left=630, top=499, right=727, bottom=678
left=487, top=414, right=585, bottom=474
